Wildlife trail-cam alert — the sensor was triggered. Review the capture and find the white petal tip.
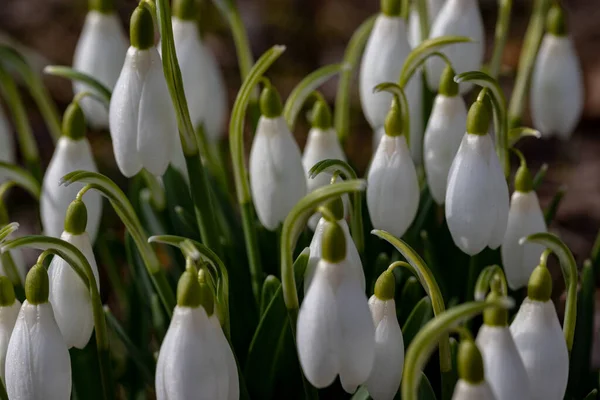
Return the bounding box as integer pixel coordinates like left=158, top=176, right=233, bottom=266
left=518, top=237, right=528, bottom=246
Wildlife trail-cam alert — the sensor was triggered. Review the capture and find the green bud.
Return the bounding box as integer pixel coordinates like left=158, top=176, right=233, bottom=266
left=547, top=5, right=567, bottom=36
left=321, top=221, right=346, bottom=263
left=458, top=339, right=485, bottom=384
left=483, top=290, right=508, bottom=327
left=64, top=199, right=88, bottom=235
left=173, top=0, right=197, bottom=21
left=62, top=102, right=86, bottom=140
left=384, top=99, right=403, bottom=137
left=514, top=163, right=533, bottom=193
left=0, top=276, right=16, bottom=307
left=374, top=270, right=395, bottom=300
left=311, top=99, right=332, bottom=130
left=527, top=264, right=552, bottom=302
left=197, top=269, right=215, bottom=316
left=130, top=6, right=155, bottom=50
left=439, top=64, right=459, bottom=97
left=25, top=264, right=49, bottom=305
left=177, top=269, right=202, bottom=308
left=89, top=0, right=114, bottom=13
left=466, top=100, right=490, bottom=136
left=381, top=0, right=402, bottom=17
left=260, top=84, right=283, bottom=118
left=321, top=196, right=344, bottom=222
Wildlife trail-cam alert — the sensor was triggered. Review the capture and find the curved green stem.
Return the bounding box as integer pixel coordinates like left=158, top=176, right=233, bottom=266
left=0, top=222, right=19, bottom=242
left=474, top=264, right=508, bottom=301
left=402, top=299, right=514, bottom=400
left=373, top=82, right=411, bottom=145
left=520, top=232, right=577, bottom=352
left=489, top=0, right=513, bottom=77
left=1, top=235, right=113, bottom=400
left=44, top=65, right=112, bottom=104
left=334, top=15, right=376, bottom=143
left=0, top=162, right=41, bottom=199
left=61, top=170, right=175, bottom=314
left=508, top=126, right=541, bottom=147
left=283, top=63, right=347, bottom=130
left=416, top=0, right=430, bottom=44
left=308, top=159, right=364, bottom=254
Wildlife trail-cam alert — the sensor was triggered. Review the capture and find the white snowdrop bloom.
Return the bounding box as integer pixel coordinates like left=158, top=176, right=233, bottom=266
left=5, top=264, right=72, bottom=400
left=297, top=220, right=375, bottom=393
left=501, top=162, right=547, bottom=289
left=423, top=65, right=468, bottom=204
left=426, top=0, right=484, bottom=93
left=530, top=6, right=583, bottom=140
left=0, top=276, right=20, bottom=384
left=510, top=265, right=569, bottom=400
left=109, top=6, right=178, bottom=177
left=40, top=102, right=102, bottom=242
left=476, top=292, right=531, bottom=400
left=155, top=267, right=237, bottom=400
left=407, top=0, right=446, bottom=47
left=171, top=0, right=227, bottom=141
left=72, top=4, right=128, bottom=129
left=0, top=105, right=16, bottom=168
left=249, top=85, right=307, bottom=230
left=359, top=8, right=423, bottom=163
left=445, top=100, right=509, bottom=255
left=367, top=101, right=420, bottom=239
left=209, top=314, right=239, bottom=400
left=48, top=200, right=100, bottom=349
left=451, top=339, right=497, bottom=400
left=365, top=270, right=404, bottom=400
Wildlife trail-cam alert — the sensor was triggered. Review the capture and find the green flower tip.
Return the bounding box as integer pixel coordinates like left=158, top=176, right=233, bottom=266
left=439, top=65, right=459, bottom=97
left=322, top=196, right=344, bottom=222
left=89, top=0, right=114, bottom=13
left=130, top=5, right=155, bottom=50
left=197, top=269, right=215, bottom=316
left=466, top=100, right=490, bottom=136
left=374, top=270, right=395, bottom=300
left=311, top=99, right=332, bottom=130
left=321, top=220, right=346, bottom=263
left=64, top=199, right=88, bottom=235
left=62, top=102, right=86, bottom=140
left=458, top=339, right=485, bottom=384
left=260, top=84, right=283, bottom=118
left=177, top=269, right=202, bottom=308
left=173, top=0, right=197, bottom=21
left=384, top=99, right=403, bottom=137
left=547, top=5, right=567, bottom=36
left=528, top=264, right=552, bottom=302
left=514, top=162, right=533, bottom=193
left=25, top=264, right=49, bottom=305
left=0, top=276, right=16, bottom=307
left=381, top=0, right=401, bottom=17
left=483, top=290, right=508, bottom=327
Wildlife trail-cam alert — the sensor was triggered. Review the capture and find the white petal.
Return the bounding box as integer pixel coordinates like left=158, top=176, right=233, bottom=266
left=445, top=134, right=495, bottom=255
left=0, top=106, right=16, bottom=168
left=487, top=139, right=509, bottom=249
left=6, top=302, right=72, bottom=400
left=451, top=380, right=497, bottom=400
left=210, top=316, right=239, bottom=400
left=302, top=127, right=346, bottom=193
left=73, top=11, right=128, bottom=129
left=365, top=299, right=404, bottom=400
left=530, top=34, right=584, bottom=140
left=0, top=300, right=21, bottom=383
left=501, top=192, right=547, bottom=289
left=172, top=18, right=227, bottom=141
left=476, top=325, right=531, bottom=400
left=297, top=265, right=340, bottom=388
left=407, top=0, right=445, bottom=47
left=249, top=116, right=307, bottom=230
left=510, top=299, right=569, bottom=400
left=367, top=135, right=420, bottom=239
left=109, top=46, right=148, bottom=177
left=40, top=137, right=102, bottom=241
left=137, top=48, right=178, bottom=177
left=423, top=95, right=468, bottom=204
left=426, top=0, right=484, bottom=93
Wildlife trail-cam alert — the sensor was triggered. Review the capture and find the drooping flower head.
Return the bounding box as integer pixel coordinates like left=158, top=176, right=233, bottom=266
left=451, top=338, right=497, bottom=400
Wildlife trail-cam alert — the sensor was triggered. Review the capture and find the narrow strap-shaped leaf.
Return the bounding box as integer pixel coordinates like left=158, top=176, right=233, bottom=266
left=0, top=162, right=41, bottom=199
left=474, top=264, right=508, bottom=301
left=508, top=126, right=541, bottom=147
left=44, top=65, right=112, bottom=104
left=544, top=186, right=566, bottom=226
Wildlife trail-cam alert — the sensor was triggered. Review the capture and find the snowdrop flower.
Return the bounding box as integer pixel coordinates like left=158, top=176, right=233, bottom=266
left=530, top=5, right=583, bottom=140
left=407, top=0, right=445, bottom=48
left=249, top=84, right=307, bottom=230
left=476, top=288, right=531, bottom=400
left=155, top=264, right=238, bottom=400
left=367, top=99, right=420, bottom=239
left=297, top=220, right=375, bottom=393
left=109, top=5, right=178, bottom=177
left=48, top=199, right=100, bottom=349
left=359, top=0, right=423, bottom=163
left=304, top=196, right=364, bottom=293
left=0, top=276, right=20, bottom=384
left=5, top=264, right=72, bottom=400
left=426, top=0, right=484, bottom=93
left=40, top=101, right=102, bottom=242
left=72, top=0, right=128, bottom=129
left=0, top=105, right=16, bottom=168
left=171, top=0, right=227, bottom=141
left=510, top=264, right=569, bottom=400
left=501, top=159, right=547, bottom=289
left=423, top=65, right=468, bottom=204
left=451, top=338, right=497, bottom=400
left=365, top=270, right=404, bottom=400
left=445, top=100, right=509, bottom=255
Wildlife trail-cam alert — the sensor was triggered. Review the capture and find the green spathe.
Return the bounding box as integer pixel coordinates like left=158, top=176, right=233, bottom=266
left=62, top=102, right=86, bottom=140
left=130, top=6, right=155, bottom=50
left=198, top=269, right=215, bottom=316
left=384, top=99, right=403, bottom=137
left=64, top=199, right=88, bottom=235
left=514, top=162, right=533, bottom=193
left=321, top=220, right=346, bottom=263
left=458, top=339, right=485, bottom=384
left=25, top=264, right=49, bottom=305
left=321, top=196, right=344, bottom=222
left=527, top=264, right=552, bottom=302
left=177, top=268, right=202, bottom=308
left=439, top=65, right=459, bottom=97
left=483, top=291, right=508, bottom=327
left=547, top=4, right=567, bottom=37
left=374, top=269, right=395, bottom=300
left=260, top=85, right=283, bottom=118
left=173, top=0, right=197, bottom=21
left=0, top=276, right=16, bottom=307
left=311, top=99, right=332, bottom=130
left=466, top=100, right=491, bottom=136
left=381, top=0, right=402, bottom=17
left=89, top=0, right=114, bottom=13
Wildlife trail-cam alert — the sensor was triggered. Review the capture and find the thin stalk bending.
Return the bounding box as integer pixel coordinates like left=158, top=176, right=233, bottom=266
left=489, top=0, right=513, bottom=77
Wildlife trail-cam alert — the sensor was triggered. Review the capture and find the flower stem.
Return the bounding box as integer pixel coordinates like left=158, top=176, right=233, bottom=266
left=489, top=0, right=513, bottom=77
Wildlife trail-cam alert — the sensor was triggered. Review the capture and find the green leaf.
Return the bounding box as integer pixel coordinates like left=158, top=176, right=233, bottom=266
left=583, top=389, right=598, bottom=400
left=44, top=65, right=112, bottom=104
left=260, top=275, right=281, bottom=316
left=0, top=162, right=41, bottom=199
left=474, top=264, right=507, bottom=301
left=532, top=163, right=548, bottom=190
left=417, top=372, right=438, bottom=400
left=544, top=186, right=566, bottom=226
left=402, top=296, right=434, bottom=349
left=398, top=276, right=425, bottom=326
left=350, top=386, right=370, bottom=400
left=508, top=126, right=540, bottom=147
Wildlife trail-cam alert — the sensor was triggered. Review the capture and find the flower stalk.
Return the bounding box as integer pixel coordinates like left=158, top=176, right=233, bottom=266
left=489, top=0, right=513, bottom=77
